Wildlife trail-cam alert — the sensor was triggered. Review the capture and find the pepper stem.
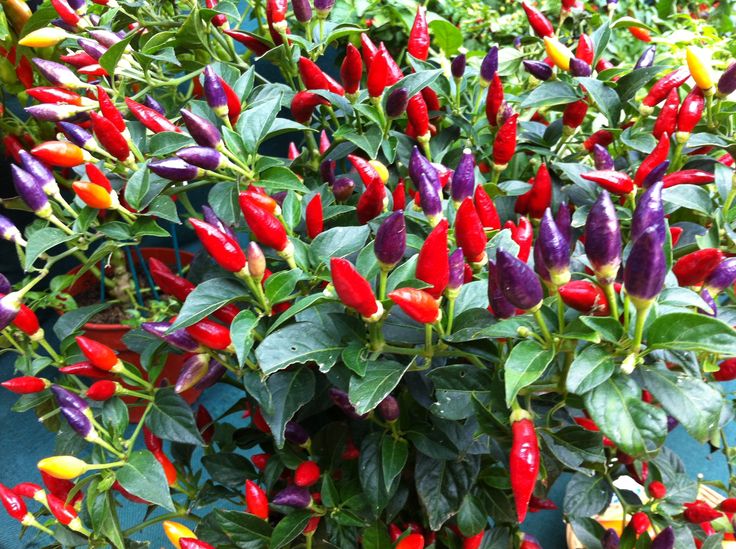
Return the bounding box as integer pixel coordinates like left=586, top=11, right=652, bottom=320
left=424, top=323, right=433, bottom=357
left=533, top=309, right=552, bottom=344
left=602, top=282, right=619, bottom=321
left=556, top=291, right=565, bottom=332
left=378, top=270, right=388, bottom=301
left=39, top=337, right=63, bottom=364
left=445, top=297, right=456, bottom=334
left=631, top=302, right=651, bottom=353
left=622, top=293, right=631, bottom=333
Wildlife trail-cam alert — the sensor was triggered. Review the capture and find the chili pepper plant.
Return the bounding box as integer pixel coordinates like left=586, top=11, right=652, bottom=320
left=3, top=0, right=736, bottom=548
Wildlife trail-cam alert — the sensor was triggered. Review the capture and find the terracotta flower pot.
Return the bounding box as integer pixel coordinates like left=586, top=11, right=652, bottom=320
left=63, top=247, right=198, bottom=422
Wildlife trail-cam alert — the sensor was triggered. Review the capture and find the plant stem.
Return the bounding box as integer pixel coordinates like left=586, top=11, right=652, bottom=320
left=123, top=511, right=195, bottom=537
left=622, top=293, right=631, bottom=333
left=445, top=297, right=456, bottom=334
left=631, top=303, right=651, bottom=352
left=424, top=323, right=433, bottom=357
left=556, top=291, right=565, bottom=332
left=603, top=282, right=619, bottom=321
left=378, top=270, right=388, bottom=301
left=533, top=309, right=552, bottom=344
left=39, top=337, right=63, bottom=363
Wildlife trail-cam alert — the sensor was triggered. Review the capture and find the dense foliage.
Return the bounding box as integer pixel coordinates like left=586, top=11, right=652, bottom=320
left=2, top=0, right=736, bottom=548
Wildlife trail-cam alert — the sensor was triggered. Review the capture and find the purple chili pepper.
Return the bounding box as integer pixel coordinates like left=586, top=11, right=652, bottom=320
left=592, top=144, right=614, bottom=170
left=180, top=109, right=223, bottom=150
left=538, top=209, right=570, bottom=286
left=386, top=87, right=409, bottom=118
left=25, top=104, right=85, bottom=122
left=641, top=160, right=669, bottom=189
left=148, top=158, right=203, bottom=181
left=408, top=146, right=440, bottom=191
left=0, top=274, right=10, bottom=295
left=497, top=102, right=514, bottom=126
left=667, top=416, right=678, bottom=431
left=19, top=150, right=58, bottom=197
left=480, top=46, right=498, bottom=85
left=496, top=250, right=543, bottom=311
left=601, top=528, right=620, bottom=549
left=447, top=248, right=465, bottom=296
left=488, top=260, right=517, bottom=319
left=141, top=321, right=200, bottom=352
left=51, top=385, right=90, bottom=415
left=556, top=202, right=572, bottom=246
left=143, top=95, right=166, bottom=115
left=272, top=191, right=287, bottom=206
left=631, top=182, right=665, bottom=244
left=717, top=62, right=736, bottom=97
left=176, top=146, right=227, bottom=171
left=533, top=242, right=551, bottom=285
left=284, top=421, right=310, bottom=445
left=0, top=215, right=24, bottom=245
left=88, top=14, right=101, bottom=25
left=66, top=0, right=85, bottom=11
left=451, top=148, right=475, bottom=205
left=58, top=121, right=95, bottom=149
left=32, top=58, right=83, bottom=88
left=522, top=60, right=553, bottom=81
left=320, top=159, right=336, bottom=185
left=77, top=38, right=107, bottom=61
left=89, top=29, right=123, bottom=48
left=11, top=165, right=51, bottom=217
left=202, top=204, right=237, bottom=240
left=584, top=190, right=622, bottom=285
left=292, top=0, right=312, bottom=22
left=328, top=387, right=365, bottom=419
left=50, top=18, right=76, bottom=33
left=314, top=0, right=334, bottom=17
left=569, top=58, right=592, bottom=77
left=451, top=54, right=466, bottom=79
left=418, top=173, right=443, bottom=226
left=0, top=292, right=21, bottom=330
left=624, top=226, right=666, bottom=308
left=203, top=66, right=228, bottom=117
left=699, top=289, right=717, bottom=317
left=377, top=395, right=400, bottom=422
left=703, top=258, right=736, bottom=296
left=650, top=527, right=674, bottom=549
left=332, top=177, right=355, bottom=201
left=60, top=406, right=96, bottom=440
left=273, top=486, right=311, bottom=508
left=194, top=359, right=226, bottom=392
left=374, top=211, right=406, bottom=269
left=175, top=354, right=211, bottom=393
left=634, top=45, right=656, bottom=70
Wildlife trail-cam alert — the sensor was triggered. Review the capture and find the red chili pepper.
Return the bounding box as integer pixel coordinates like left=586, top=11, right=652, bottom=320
left=16, top=56, right=34, bottom=89
left=340, top=43, right=363, bottom=95
left=196, top=405, right=215, bottom=445
left=576, top=34, right=594, bottom=64
left=650, top=89, right=679, bottom=140
left=393, top=180, right=406, bottom=211
left=396, top=534, right=425, bottom=549
left=672, top=248, right=724, bottom=286
left=474, top=186, right=501, bottom=230
left=628, top=27, right=652, bottom=42
left=239, top=194, right=290, bottom=252
left=86, top=380, right=119, bottom=401
left=60, top=51, right=98, bottom=68
left=559, top=280, right=610, bottom=316
left=190, top=218, right=247, bottom=274
left=408, top=6, right=430, bottom=61
left=510, top=408, right=539, bottom=523
left=298, top=57, right=345, bottom=96
left=389, top=287, right=440, bottom=323
left=634, top=132, right=670, bottom=187
left=714, top=359, right=736, bottom=381
left=521, top=1, right=554, bottom=37
left=422, top=88, right=441, bottom=119
left=76, top=336, right=121, bottom=372
left=683, top=501, right=722, bottom=523
left=641, top=68, right=690, bottom=111
left=663, top=169, right=714, bottom=188
left=240, top=188, right=280, bottom=214
left=330, top=257, right=381, bottom=320
left=493, top=113, right=518, bottom=168
left=367, top=48, right=389, bottom=98
left=47, top=492, right=83, bottom=529
left=379, top=43, right=404, bottom=84
left=348, top=154, right=382, bottom=187
left=144, top=427, right=178, bottom=485
left=0, top=483, right=28, bottom=522
left=360, top=34, right=379, bottom=70
left=719, top=153, right=735, bottom=167
left=485, top=74, right=504, bottom=127
left=583, top=129, right=614, bottom=151
left=3, top=135, right=24, bottom=163
left=670, top=226, right=683, bottom=246
left=85, top=163, right=112, bottom=191
left=59, top=362, right=114, bottom=380
left=149, top=258, right=195, bottom=301
left=515, top=163, right=551, bottom=219
left=125, top=98, right=180, bottom=133
left=462, top=532, right=484, bottom=549
left=294, top=461, right=321, bottom=487
left=529, top=495, right=558, bottom=512
left=12, top=302, right=40, bottom=337
left=31, top=141, right=88, bottom=167
left=89, top=112, right=130, bottom=162
left=306, top=194, right=323, bottom=239
left=218, top=76, right=242, bottom=124
left=112, top=481, right=148, bottom=504
left=455, top=198, right=487, bottom=265
left=13, top=482, right=45, bottom=503
left=50, top=0, right=80, bottom=25
left=95, top=87, right=126, bottom=134
left=416, top=219, right=449, bottom=298
left=1, top=376, right=50, bottom=394
left=648, top=481, right=667, bottom=499
left=676, top=86, right=705, bottom=139
left=562, top=100, right=588, bottom=130
left=27, top=86, right=83, bottom=106
left=630, top=511, right=650, bottom=535
left=223, top=30, right=271, bottom=56
left=251, top=453, right=270, bottom=470
left=185, top=318, right=231, bottom=350
left=245, top=480, right=269, bottom=519
left=356, top=180, right=387, bottom=224
left=581, top=170, right=634, bottom=194
left=407, top=94, right=430, bottom=138
left=290, top=91, right=329, bottom=123
left=39, top=471, right=83, bottom=508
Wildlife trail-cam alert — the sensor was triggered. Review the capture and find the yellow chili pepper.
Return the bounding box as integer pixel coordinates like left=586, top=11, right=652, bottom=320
left=37, top=456, right=89, bottom=480
left=18, top=27, right=69, bottom=48
left=686, top=46, right=714, bottom=93
left=368, top=160, right=389, bottom=184
left=163, top=521, right=198, bottom=549
left=544, top=37, right=573, bottom=71
left=1, top=0, right=32, bottom=34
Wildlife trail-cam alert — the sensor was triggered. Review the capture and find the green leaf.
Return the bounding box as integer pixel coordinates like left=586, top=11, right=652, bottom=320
left=520, top=81, right=580, bottom=109
left=88, top=490, right=125, bottom=549
left=362, top=521, right=393, bottom=549
left=584, top=376, right=667, bottom=458
left=539, top=426, right=606, bottom=472
left=147, top=387, right=204, bottom=446
left=147, top=196, right=180, bottom=223
left=169, top=278, right=245, bottom=331
left=264, top=268, right=306, bottom=304
left=243, top=367, right=315, bottom=448
left=202, top=453, right=256, bottom=487
left=456, top=495, right=488, bottom=537
left=99, top=31, right=137, bottom=76
left=209, top=182, right=240, bottom=226
left=592, top=21, right=610, bottom=63
left=148, top=132, right=194, bottom=155
left=385, top=69, right=443, bottom=105
left=255, top=322, right=342, bottom=375
left=428, top=19, right=462, bottom=54
left=335, top=125, right=383, bottom=159
left=125, top=168, right=150, bottom=211
left=576, top=77, right=621, bottom=126
left=663, top=185, right=713, bottom=215
left=640, top=367, right=722, bottom=442
left=310, top=226, right=371, bottom=265
left=566, top=345, right=616, bottom=394
left=116, top=450, right=175, bottom=511
left=259, top=166, right=309, bottom=193
left=504, top=340, right=555, bottom=406
left=237, top=94, right=283, bottom=152
left=349, top=360, right=410, bottom=415
left=616, top=66, right=667, bottom=104
left=415, top=453, right=481, bottom=531
left=266, top=294, right=327, bottom=334
left=270, top=510, right=312, bottom=549
left=231, top=311, right=259, bottom=368
left=610, top=16, right=657, bottom=33
left=215, top=510, right=272, bottom=548
left=580, top=316, right=623, bottom=343
left=54, top=304, right=110, bottom=341
left=360, top=432, right=392, bottom=516
left=381, top=434, right=408, bottom=492
left=564, top=472, right=612, bottom=517
left=647, top=313, right=736, bottom=355
left=25, top=228, right=77, bottom=269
